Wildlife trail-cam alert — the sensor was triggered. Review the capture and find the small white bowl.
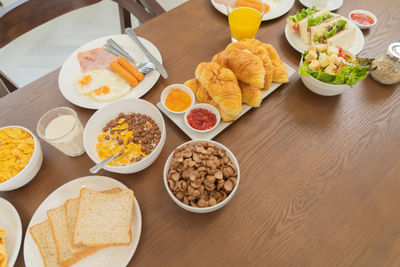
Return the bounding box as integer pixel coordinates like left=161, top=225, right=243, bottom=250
left=160, top=84, right=195, bottom=114
left=348, top=9, right=377, bottom=30
left=163, top=139, right=240, bottom=213
left=299, top=53, right=352, bottom=96
left=0, top=126, right=43, bottom=191
left=83, top=98, right=166, bottom=174
left=184, top=103, right=220, bottom=133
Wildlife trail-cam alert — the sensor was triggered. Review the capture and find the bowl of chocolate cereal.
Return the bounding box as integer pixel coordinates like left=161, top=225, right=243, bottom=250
left=84, top=98, right=166, bottom=174
left=163, top=140, right=240, bottom=213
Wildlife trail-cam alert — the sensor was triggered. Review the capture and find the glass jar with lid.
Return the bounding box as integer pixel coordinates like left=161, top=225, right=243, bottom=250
left=370, top=42, right=400, bottom=85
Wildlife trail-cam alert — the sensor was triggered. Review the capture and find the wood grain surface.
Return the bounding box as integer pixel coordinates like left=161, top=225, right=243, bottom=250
left=1, top=0, right=400, bottom=266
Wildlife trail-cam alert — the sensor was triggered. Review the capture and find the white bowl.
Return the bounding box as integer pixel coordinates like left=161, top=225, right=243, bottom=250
left=299, top=55, right=351, bottom=96
left=184, top=103, right=220, bottom=133
left=83, top=98, right=166, bottom=174
left=163, top=140, right=240, bottom=213
left=0, top=126, right=43, bottom=191
left=348, top=9, right=377, bottom=30
left=160, top=84, right=195, bottom=114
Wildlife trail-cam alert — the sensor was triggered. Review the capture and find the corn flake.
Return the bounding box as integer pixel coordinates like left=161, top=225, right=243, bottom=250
left=0, top=127, right=34, bottom=183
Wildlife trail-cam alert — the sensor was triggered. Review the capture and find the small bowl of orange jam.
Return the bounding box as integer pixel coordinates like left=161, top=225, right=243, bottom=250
left=161, top=84, right=195, bottom=114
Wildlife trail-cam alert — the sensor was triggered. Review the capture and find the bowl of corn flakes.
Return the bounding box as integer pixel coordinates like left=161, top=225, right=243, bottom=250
left=83, top=98, right=166, bottom=174
left=0, top=126, right=43, bottom=191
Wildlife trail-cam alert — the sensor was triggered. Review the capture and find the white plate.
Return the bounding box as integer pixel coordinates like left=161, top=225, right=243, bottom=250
left=158, top=63, right=295, bottom=140
left=0, top=198, right=22, bottom=267
left=299, top=0, right=343, bottom=11
left=59, top=34, right=162, bottom=109
left=284, top=14, right=364, bottom=55
left=23, top=176, right=142, bottom=267
left=210, top=0, right=295, bottom=21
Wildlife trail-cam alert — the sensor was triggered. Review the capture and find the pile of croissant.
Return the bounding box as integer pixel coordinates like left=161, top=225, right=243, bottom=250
left=184, top=39, right=289, bottom=122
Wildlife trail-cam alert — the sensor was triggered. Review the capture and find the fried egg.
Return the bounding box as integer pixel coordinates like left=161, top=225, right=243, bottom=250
left=74, top=69, right=131, bottom=101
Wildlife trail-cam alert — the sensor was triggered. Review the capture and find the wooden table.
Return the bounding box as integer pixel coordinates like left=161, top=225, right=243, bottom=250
left=2, top=0, right=400, bottom=266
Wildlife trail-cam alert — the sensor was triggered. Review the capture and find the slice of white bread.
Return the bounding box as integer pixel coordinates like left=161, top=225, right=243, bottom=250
left=72, top=188, right=134, bottom=247
left=47, top=205, right=99, bottom=267
left=49, top=188, right=123, bottom=266
left=29, top=220, right=59, bottom=267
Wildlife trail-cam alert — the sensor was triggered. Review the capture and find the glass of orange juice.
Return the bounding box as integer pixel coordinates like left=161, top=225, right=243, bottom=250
left=227, top=0, right=267, bottom=42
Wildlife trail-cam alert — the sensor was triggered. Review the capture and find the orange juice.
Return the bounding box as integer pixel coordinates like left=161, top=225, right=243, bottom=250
left=228, top=7, right=262, bottom=41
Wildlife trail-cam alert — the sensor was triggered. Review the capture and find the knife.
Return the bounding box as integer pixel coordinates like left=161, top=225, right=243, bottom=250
left=125, top=27, right=168, bottom=79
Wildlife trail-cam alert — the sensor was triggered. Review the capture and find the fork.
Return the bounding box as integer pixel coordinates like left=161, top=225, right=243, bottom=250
left=104, top=39, right=155, bottom=74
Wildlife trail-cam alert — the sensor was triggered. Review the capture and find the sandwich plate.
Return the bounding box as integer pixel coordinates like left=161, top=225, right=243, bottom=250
left=23, top=176, right=142, bottom=267
left=0, top=197, right=22, bottom=267
left=59, top=34, right=162, bottom=110
left=210, top=0, right=295, bottom=21
left=284, top=14, right=364, bottom=55
left=157, top=63, right=295, bottom=140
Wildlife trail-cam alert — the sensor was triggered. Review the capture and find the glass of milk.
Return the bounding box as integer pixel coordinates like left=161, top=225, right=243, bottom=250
left=37, top=107, right=85, bottom=157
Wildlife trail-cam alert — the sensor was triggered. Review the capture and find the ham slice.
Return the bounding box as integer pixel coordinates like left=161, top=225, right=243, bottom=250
left=77, top=48, right=117, bottom=72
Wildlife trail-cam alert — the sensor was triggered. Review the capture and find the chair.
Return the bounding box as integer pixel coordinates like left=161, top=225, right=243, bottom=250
left=0, top=0, right=102, bottom=93
left=113, top=0, right=165, bottom=32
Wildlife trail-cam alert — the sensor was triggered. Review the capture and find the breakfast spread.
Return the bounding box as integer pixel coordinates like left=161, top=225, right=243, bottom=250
left=1, top=1, right=391, bottom=265
left=75, top=47, right=145, bottom=102
left=29, top=187, right=134, bottom=266
left=167, top=142, right=238, bottom=208
left=186, top=108, right=218, bottom=131
left=0, top=127, right=34, bottom=183
left=96, top=112, right=161, bottom=166
left=0, top=228, right=7, bottom=267
left=299, top=45, right=369, bottom=86
left=288, top=7, right=356, bottom=50
left=164, top=88, right=192, bottom=112
left=184, top=39, right=289, bottom=121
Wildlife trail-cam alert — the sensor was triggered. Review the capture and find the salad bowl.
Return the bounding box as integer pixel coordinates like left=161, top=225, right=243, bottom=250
left=299, top=45, right=369, bottom=96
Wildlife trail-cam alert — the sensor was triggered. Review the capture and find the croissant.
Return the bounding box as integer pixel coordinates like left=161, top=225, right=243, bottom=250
left=184, top=78, right=216, bottom=106
left=212, top=47, right=265, bottom=89
left=245, top=39, right=289, bottom=84
left=227, top=40, right=273, bottom=90
left=238, top=81, right=262, bottom=107
left=195, top=62, right=242, bottom=122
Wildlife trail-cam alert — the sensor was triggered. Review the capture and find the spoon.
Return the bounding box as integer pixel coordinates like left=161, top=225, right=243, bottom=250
left=89, top=150, right=124, bottom=174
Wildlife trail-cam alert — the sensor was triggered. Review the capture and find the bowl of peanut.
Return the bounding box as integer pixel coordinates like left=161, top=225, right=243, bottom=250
left=163, top=140, right=240, bottom=213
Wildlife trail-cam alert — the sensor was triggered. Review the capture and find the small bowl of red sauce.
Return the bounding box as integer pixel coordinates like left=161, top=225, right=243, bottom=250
left=349, top=9, right=377, bottom=30
left=184, top=103, right=220, bottom=133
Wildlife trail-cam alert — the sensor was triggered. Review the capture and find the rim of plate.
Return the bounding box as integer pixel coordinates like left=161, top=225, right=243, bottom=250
left=23, top=176, right=142, bottom=267
left=284, top=13, right=364, bottom=55
left=58, top=34, right=161, bottom=110
left=0, top=197, right=22, bottom=267
left=298, top=0, right=343, bottom=11
left=210, top=0, right=295, bottom=21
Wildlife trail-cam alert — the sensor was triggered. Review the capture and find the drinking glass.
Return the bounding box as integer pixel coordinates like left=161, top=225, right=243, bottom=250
left=227, top=0, right=266, bottom=42
left=37, top=107, right=85, bottom=157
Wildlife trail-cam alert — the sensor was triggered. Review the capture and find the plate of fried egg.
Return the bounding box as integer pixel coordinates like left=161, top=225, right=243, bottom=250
left=59, top=34, right=162, bottom=109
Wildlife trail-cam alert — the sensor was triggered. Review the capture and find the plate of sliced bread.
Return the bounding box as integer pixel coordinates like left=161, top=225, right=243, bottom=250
left=23, top=176, right=141, bottom=267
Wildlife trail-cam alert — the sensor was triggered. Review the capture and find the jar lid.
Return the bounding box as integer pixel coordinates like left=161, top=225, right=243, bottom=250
left=387, top=42, right=400, bottom=61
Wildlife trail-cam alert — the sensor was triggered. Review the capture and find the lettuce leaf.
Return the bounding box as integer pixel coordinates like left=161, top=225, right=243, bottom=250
left=298, top=62, right=369, bottom=87
left=308, top=14, right=334, bottom=26
left=289, top=6, right=316, bottom=23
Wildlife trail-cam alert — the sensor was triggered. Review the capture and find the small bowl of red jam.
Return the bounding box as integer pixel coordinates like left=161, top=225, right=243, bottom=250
left=348, top=10, right=377, bottom=30
left=184, top=104, right=220, bottom=133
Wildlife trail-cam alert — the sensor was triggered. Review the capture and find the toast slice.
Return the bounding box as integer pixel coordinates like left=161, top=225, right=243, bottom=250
left=29, top=220, right=59, bottom=267
left=72, top=188, right=134, bottom=247
left=65, top=187, right=122, bottom=244
left=47, top=205, right=99, bottom=267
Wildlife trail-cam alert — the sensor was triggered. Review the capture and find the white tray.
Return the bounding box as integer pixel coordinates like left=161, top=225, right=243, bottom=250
left=157, top=63, right=295, bottom=140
